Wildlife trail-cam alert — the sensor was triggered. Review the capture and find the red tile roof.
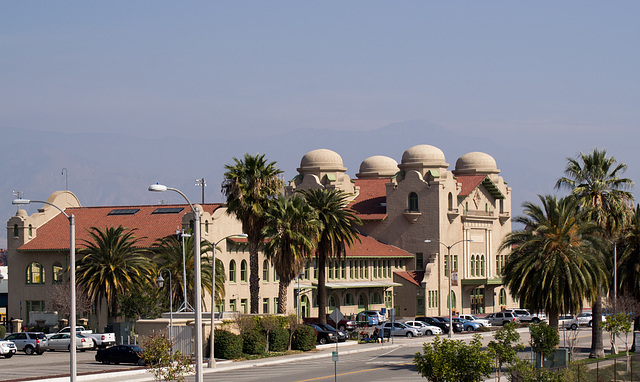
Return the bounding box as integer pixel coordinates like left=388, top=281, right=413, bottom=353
left=349, top=179, right=389, bottom=220
left=18, top=203, right=223, bottom=251
left=456, top=175, right=487, bottom=196
left=344, top=234, right=413, bottom=258
left=394, top=270, right=424, bottom=286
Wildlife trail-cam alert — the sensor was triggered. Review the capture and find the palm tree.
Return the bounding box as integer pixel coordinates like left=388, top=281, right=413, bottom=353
left=262, top=195, right=321, bottom=314
left=221, top=153, right=284, bottom=313
left=499, top=195, right=608, bottom=329
left=77, top=226, right=155, bottom=321
left=555, top=148, right=634, bottom=358
left=152, top=231, right=217, bottom=309
left=300, top=188, right=362, bottom=324
left=619, top=204, right=640, bottom=348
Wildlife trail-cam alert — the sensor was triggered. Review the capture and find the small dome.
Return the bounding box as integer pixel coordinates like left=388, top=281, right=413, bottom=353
left=16, top=209, right=28, bottom=217
left=454, top=152, right=499, bottom=174
left=357, top=156, right=398, bottom=178
left=298, top=149, right=346, bottom=172
left=400, top=144, right=447, bottom=168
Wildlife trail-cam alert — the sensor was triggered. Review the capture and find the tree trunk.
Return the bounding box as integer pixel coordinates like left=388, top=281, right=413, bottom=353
left=277, top=280, right=288, bottom=314
left=317, top=254, right=327, bottom=324
left=589, top=290, right=605, bottom=358
left=249, top=237, right=260, bottom=314
left=549, top=310, right=559, bottom=330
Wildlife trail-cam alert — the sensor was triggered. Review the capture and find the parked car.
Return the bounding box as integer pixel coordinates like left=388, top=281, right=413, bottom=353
left=486, top=312, right=520, bottom=326
left=376, top=322, right=420, bottom=337
left=0, top=339, right=17, bottom=358
left=415, top=317, right=450, bottom=334
left=457, top=314, right=491, bottom=327
left=575, top=312, right=606, bottom=327
left=95, top=344, right=145, bottom=365
left=51, top=326, right=116, bottom=349
left=47, top=333, right=93, bottom=352
left=452, top=318, right=482, bottom=331
left=404, top=320, right=442, bottom=336
left=304, top=323, right=338, bottom=344
left=316, top=323, right=348, bottom=342
left=358, top=310, right=387, bottom=325
left=559, top=315, right=579, bottom=330
left=4, top=332, right=48, bottom=355
left=503, top=309, right=547, bottom=323
left=436, top=317, right=464, bottom=333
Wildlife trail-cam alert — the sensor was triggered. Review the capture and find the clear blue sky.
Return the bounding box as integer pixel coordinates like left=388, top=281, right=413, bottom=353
left=3, top=1, right=639, bottom=142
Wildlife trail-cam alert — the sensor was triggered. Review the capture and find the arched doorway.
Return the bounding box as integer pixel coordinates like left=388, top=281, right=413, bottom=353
left=301, top=295, right=310, bottom=318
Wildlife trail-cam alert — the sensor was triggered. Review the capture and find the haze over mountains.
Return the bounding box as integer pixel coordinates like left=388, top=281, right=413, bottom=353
left=2, top=120, right=637, bottom=248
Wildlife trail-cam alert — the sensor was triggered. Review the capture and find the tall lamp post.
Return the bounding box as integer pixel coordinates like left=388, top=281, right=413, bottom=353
left=13, top=198, right=76, bottom=381
left=424, top=238, right=472, bottom=338
left=149, top=184, right=203, bottom=382
left=157, top=269, right=173, bottom=349
left=297, top=271, right=305, bottom=324
left=208, top=233, right=247, bottom=368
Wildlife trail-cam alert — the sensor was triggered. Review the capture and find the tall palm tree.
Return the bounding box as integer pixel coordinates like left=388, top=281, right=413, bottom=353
left=262, top=195, right=321, bottom=314
left=152, top=231, right=217, bottom=309
left=221, top=153, right=284, bottom=313
left=619, top=204, right=640, bottom=348
left=77, top=226, right=155, bottom=321
left=301, top=188, right=362, bottom=324
left=499, top=195, right=607, bottom=329
left=555, top=148, right=634, bottom=358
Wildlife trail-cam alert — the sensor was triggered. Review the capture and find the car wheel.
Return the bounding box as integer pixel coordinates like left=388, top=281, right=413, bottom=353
left=36, top=350, right=45, bottom=355
left=137, top=358, right=145, bottom=366
left=102, top=360, right=110, bottom=365
left=466, top=326, right=473, bottom=332
left=24, top=346, right=35, bottom=355
left=338, top=325, right=346, bottom=331
left=426, top=330, right=432, bottom=336
left=318, top=337, right=327, bottom=345
left=406, top=332, right=413, bottom=338
left=5, top=353, right=13, bottom=358
left=571, top=323, right=578, bottom=330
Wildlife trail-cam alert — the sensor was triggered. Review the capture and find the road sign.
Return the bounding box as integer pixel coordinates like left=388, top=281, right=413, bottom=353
left=329, top=309, right=344, bottom=325
left=332, top=351, right=339, bottom=362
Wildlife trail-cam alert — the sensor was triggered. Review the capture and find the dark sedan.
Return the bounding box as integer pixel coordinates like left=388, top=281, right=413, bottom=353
left=415, top=317, right=450, bottom=334
left=304, top=323, right=338, bottom=344
left=95, top=344, right=145, bottom=365
left=436, top=317, right=464, bottom=333
left=316, top=323, right=348, bottom=342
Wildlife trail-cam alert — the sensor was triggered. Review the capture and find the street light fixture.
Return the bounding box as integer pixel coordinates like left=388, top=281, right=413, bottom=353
left=149, top=184, right=203, bottom=382
left=208, top=233, right=247, bottom=368
left=157, top=269, right=173, bottom=350
left=13, top=198, right=77, bottom=381
left=424, top=238, right=473, bottom=338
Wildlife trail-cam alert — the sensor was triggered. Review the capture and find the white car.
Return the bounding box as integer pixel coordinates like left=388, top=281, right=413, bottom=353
left=575, top=312, right=606, bottom=327
left=404, top=320, right=443, bottom=335
left=376, top=322, right=421, bottom=337
left=0, top=339, right=17, bottom=358
left=47, top=333, right=93, bottom=352
left=559, top=315, right=578, bottom=330
left=458, top=314, right=491, bottom=327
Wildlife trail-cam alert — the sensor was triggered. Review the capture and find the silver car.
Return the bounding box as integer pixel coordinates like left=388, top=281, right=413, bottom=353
left=48, top=333, right=93, bottom=352
left=404, top=320, right=442, bottom=336
left=377, top=322, right=421, bottom=337
left=4, top=332, right=48, bottom=355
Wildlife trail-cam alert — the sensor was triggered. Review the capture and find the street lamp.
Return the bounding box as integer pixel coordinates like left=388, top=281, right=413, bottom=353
left=297, top=270, right=305, bottom=324
left=157, top=269, right=173, bottom=350
left=424, top=238, right=473, bottom=338
left=208, top=233, right=247, bottom=368
left=149, top=184, right=203, bottom=382
left=13, top=198, right=77, bottom=381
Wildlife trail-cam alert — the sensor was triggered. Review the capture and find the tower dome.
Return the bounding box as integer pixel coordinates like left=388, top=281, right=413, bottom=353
left=453, top=152, right=499, bottom=175
left=298, top=149, right=346, bottom=173
left=356, top=156, right=398, bottom=178
left=399, top=144, right=448, bottom=170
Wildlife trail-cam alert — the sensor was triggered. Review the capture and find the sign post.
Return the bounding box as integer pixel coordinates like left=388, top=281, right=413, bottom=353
left=330, top=309, right=343, bottom=382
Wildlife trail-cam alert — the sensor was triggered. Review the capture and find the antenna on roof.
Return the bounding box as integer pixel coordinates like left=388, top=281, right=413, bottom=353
left=195, top=178, right=206, bottom=204
left=12, top=191, right=23, bottom=211
left=158, top=199, right=167, bottom=205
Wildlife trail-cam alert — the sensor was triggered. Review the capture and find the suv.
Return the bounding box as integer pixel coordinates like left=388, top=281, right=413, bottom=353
left=415, top=317, right=450, bottom=334
left=487, top=312, right=520, bottom=326
left=358, top=310, right=386, bottom=325
left=503, top=309, right=546, bottom=323
left=0, top=338, right=17, bottom=358
left=4, top=332, right=48, bottom=355
left=576, top=312, right=606, bottom=327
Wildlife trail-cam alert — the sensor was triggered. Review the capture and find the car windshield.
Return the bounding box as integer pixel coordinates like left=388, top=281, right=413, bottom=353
left=130, top=346, right=143, bottom=352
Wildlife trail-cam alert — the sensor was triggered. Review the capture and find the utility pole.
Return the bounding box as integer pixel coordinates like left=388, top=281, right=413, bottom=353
left=195, top=178, right=206, bottom=204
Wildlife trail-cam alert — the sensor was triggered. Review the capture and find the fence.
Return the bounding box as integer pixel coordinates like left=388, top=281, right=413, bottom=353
left=544, top=353, right=639, bottom=382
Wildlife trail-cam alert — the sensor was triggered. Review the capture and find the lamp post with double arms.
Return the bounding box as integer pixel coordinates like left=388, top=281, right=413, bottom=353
left=157, top=269, right=173, bottom=349
left=425, top=238, right=472, bottom=338
left=208, top=233, right=247, bottom=368
left=12, top=198, right=76, bottom=381
left=149, top=184, right=203, bottom=382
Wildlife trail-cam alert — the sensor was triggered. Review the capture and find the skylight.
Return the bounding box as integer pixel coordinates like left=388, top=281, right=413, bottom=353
left=152, top=207, right=185, bottom=214
left=108, top=208, right=140, bottom=216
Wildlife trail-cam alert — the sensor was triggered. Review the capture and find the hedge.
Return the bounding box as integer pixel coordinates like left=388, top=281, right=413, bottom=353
left=213, top=330, right=243, bottom=360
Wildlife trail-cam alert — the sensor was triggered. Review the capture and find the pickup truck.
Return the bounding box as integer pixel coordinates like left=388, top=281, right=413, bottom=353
left=50, top=326, right=116, bottom=349
left=458, top=314, right=491, bottom=327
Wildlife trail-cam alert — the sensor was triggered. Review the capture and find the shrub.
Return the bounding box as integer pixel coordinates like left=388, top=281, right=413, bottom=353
left=242, top=329, right=266, bottom=355
left=142, top=333, right=193, bottom=382
left=292, top=325, right=316, bottom=351
left=214, top=330, right=243, bottom=360
left=0, top=325, right=6, bottom=339
left=269, top=327, right=289, bottom=352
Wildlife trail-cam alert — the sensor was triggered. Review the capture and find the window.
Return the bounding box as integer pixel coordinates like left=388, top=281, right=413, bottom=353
left=263, top=298, right=269, bottom=314
left=241, top=299, right=248, bottom=314
left=385, top=291, right=393, bottom=308
left=205, top=220, right=209, bottom=234
left=359, top=260, right=364, bottom=279
left=480, top=255, right=485, bottom=277
left=470, top=255, right=476, bottom=277
left=263, top=260, right=269, bottom=282
left=274, top=267, right=279, bottom=281
left=328, top=295, right=337, bottom=310
left=448, top=192, right=453, bottom=210
left=428, top=290, right=438, bottom=308
left=274, top=297, right=279, bottom=312
left=341, top=261, right=346, bottom=279
left=328, top=261, right=334, bottom=279
left=349, top=261, right=354, bottom=279
left=240, top=260, right=247, bottom=282
left=28, top=224, right=33, bottom=237
left=52, top=262, right=63, bottom=284
left=229, top=260, right=236, bottom=282
left=305, top=263, right=311, bottom=280
left=364, top=260, right=368, bottom=278
left=444, top=256, right=449, bottom=277
left=453, top=255, right=458, bottom=272
left=499, top=289, right=507, bottom=306
left=358, top=294, right=365, bottom=309
left=13, top=224, right=18, bottom=238
left=447, top=291, right=457, bottom=309
left=26, top=262, right=44, bottom=284
left=408, top=192, right=419, bottom=211
left=313, top=260, right=318, bottom=279
left=416, top=253, right=423, bottom=271
left=230, top=299, right=237, bottom=311
left=371, top=292, right=381, bottom=304
left=345, top=293, right=354, bottom=305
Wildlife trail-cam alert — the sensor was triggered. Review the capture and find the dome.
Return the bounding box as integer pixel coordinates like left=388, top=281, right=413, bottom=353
left=298, top=149, right=346, bottom=172
left=399, top=144, right=448, bottom=169
left=16, top=209, right=28, bottom=218
left=356, top=156, right=398, bottom=178
left=454, top=152, right=499, bottom=174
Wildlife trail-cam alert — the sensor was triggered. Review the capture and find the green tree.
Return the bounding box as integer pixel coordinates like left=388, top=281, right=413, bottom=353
left=619, top=204, right=640, bottom=351
left=413, top=334, right=493, bottom=382
left=142, top=333, right=193, bottom=382
left=555, top=148, right=634, bottom=358
left=300, top=188, right=361, bottom=324
left=152, top=232, right=217, bottom=309
left=222, top=153, right=284, bottom=314
left=262, top=195, right=321, bottom=314
left=77, top=226, right=154, bottom=321
left=529, top=322, right=559, bottom=368
left=499, top=195, right=607, bottom=329
left=488, top=322, right=523, bottom=382
left=117, top=282, right=164, bottom=321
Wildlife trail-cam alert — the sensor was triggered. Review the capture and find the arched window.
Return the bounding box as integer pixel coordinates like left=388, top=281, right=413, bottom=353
left=52, top=262, right=63, bottom=284
left=229, top=260, right=236, bottom=282
left=262, top=260, right=269, bottom=282
left=28, top=224, right=33, bottom=237
left=448, top=291, right=457, bottom=309
left=480, top=255, right=485, bottom=277
left=358, top=294, right=366, bottom=309
left=476, top=255, right=482, bottom=277
left=470, top=255, right=476, bottom=277
left=240, top=260, right=248, bottom=282
left=26, top=262, right=44, bottom=284
left=344, top=293, right=354, bottom=305
left=371, top=292, right=381, bottom=304
left=205, top=220, right=209, bottom=234
left=408, top=192, right=419, bottom=211
left=499, top=288, right=507, bottom=306
left=13, top=224, right=18, bottom=238
left=448, top=193, right=453, bottom=210
left=328, top=295, right=337, bottom=310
